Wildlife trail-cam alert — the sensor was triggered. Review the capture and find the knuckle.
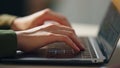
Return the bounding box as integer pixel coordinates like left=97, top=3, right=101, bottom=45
left=43, top=8, right=52, bottom=14
left=60, top=35, right=69, bottom=40
left=48, top=33, right=55, bottom=37
left=70, top=28, right=75, bottom=33
left=46, top=8, right=51, bottom=11
left=61, top=16, right=67, bottom=20
left=48, top=24, right=57, bottom=28
left=68, top=31, right=74, bottom=36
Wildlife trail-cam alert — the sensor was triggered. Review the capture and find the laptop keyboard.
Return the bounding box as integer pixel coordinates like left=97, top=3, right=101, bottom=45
left=16, top=37, right=97, bottom=59
left=76, top=37, right=97, bottom=58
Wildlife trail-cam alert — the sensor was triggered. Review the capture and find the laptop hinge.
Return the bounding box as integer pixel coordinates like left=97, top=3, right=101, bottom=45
left=96, top=36, right=111, bottom=61
left=88, top=37, right=106, bottom=63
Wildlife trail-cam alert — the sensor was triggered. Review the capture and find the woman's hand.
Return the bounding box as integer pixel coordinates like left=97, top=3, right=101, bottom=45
left=12, top=9, right=71, bottom=31
left=16, top=22, right=84, bottom=52
left=12, top=9, right=85, bottom=53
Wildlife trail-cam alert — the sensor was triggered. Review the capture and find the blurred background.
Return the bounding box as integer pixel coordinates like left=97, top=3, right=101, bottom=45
left=0, top=0, right=111, bottom=25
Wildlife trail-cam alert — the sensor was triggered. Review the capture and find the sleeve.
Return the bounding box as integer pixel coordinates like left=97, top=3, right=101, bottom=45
left=0, top=14, right=17, bottom=58
left=0, top=30, right=17, bottom=58
left=0, top=14, right=17, bottom=29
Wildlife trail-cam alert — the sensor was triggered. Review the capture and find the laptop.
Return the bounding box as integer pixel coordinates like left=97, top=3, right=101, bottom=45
left=1, top=1, right=120, bottom=65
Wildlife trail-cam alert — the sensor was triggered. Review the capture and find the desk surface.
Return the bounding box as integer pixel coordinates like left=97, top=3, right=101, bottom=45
left=0, top=23, right=120, bottom=68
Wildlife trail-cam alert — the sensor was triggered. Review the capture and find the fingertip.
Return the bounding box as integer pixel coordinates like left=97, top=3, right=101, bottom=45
left=81, top=43, right=86, bottom=51
left=74, top=49, right=80, bottom=54
left=80, top=47, right=85, bottom=51
left=77, top=41, right=85, bottom=51
left=79, top=45, right=85, bottom=51
left=73, top=46, right=80, bottom=53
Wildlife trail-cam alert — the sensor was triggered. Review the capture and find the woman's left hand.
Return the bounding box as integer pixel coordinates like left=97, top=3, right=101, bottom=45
left=11, top=9, right=71, bottom=31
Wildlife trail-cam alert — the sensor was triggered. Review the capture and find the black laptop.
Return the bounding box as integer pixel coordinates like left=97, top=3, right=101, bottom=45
left=1, top=1, right=120, bottom=65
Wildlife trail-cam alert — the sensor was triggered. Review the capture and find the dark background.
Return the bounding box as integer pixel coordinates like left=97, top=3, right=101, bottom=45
left=0, top=0, right=25, bottom=16
left=0, top=0, right=52, bottom=17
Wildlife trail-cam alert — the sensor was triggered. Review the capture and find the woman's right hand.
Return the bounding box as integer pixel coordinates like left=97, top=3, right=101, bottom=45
left=16, top=21, right=84, bottom=53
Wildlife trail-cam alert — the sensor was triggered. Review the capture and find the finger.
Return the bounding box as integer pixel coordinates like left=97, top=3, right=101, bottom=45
left=50, top=33, right=80, bottom=52
left=50, top=30, right=85, bottom=50
left=50, top=11, right=71, bottom=27
left=42, top=9, right=72, bottom=27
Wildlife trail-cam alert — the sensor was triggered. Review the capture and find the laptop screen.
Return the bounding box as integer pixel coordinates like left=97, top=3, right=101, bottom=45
left=98, top=1, right=120, bottom=60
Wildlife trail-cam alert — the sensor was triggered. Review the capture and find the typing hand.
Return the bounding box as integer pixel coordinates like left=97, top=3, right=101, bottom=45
left=12, top=9, right=71, bottom=31
left=16, top=22, right=84, bottom=53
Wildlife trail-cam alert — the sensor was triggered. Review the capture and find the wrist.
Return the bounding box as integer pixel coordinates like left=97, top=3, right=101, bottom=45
left=15, top=31, right=25, bottom=51
left=11, top=17, right=28, bottom=31
left=11, top=18, right=21, bottom=31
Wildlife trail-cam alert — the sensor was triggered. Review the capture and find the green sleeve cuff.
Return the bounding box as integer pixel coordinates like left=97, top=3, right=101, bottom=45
left=0, top=14, right=17, bottom=29
left=0, top=30, right=17, bottom=58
